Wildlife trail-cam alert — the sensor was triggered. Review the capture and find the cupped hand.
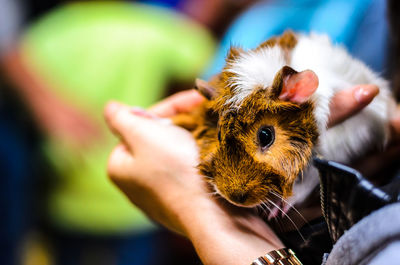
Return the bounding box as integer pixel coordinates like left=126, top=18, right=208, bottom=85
left=104, top=90, right=284, bottom=265
left=328, top=84, right=400, bottom=180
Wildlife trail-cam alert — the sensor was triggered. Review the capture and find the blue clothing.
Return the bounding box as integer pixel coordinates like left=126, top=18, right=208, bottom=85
left=0, top=95, right=39, bottom=265
left=136, top=0, right=181, bottom=9
left=323, top=202, right=400, bottom=265
left=203, top=0, right=389, bottom=79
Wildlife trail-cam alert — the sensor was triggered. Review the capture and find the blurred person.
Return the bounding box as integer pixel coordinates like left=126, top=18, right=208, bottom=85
left=2, top=1, right=215, bottom=265
left=203, top=0, right=389, bottom=79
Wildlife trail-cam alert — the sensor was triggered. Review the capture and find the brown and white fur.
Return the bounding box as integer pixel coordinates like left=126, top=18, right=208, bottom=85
left=173, top=31, right=396, bottom=209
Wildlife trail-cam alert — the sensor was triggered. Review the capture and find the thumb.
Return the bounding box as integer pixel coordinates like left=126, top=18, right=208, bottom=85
left=328, top=84, right=379, bottom=128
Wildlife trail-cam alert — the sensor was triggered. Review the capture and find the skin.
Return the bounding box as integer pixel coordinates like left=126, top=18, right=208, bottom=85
left=104, top=85, right=400, bottom=265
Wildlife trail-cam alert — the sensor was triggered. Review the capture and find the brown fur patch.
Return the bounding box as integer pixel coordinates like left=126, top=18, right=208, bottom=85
left=226, top=47, right=244, bottom=62
left=258, top=30, right=297, bottom=50
left=258, top=30, right=298, bottom=62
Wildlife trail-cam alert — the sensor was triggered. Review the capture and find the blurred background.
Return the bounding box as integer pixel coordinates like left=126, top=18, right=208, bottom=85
left=0, top=0, right=396, bottom=265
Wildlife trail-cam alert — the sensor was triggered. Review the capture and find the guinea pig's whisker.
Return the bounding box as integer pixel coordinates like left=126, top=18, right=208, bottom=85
left=261, top=202, right=286, bottom=234
left=258, top=202, right=272, bottom=217
left=205, top=184, right=222, bottom=199
left=267, top=198, right=306, bottom=242
left=255, top=204, right=264, bottom=216
left=259, top=203, right=282, bottom=231
left=269, top=190, right=309, bottom=226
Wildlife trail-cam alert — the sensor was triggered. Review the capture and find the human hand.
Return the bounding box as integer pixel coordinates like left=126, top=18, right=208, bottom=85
left=327, top=84, right=400, bottom=180
left=105, top=90, right=284, bottom=265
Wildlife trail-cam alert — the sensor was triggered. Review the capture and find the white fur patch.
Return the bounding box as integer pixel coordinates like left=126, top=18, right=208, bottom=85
left=224, top=46, right=286, bottom=106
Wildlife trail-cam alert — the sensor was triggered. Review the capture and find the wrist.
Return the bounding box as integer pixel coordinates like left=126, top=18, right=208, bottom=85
left=178, top=195, right=284, bottom=265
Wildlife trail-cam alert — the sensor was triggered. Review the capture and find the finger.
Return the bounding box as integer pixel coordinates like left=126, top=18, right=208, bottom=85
left=104, top=101, right=128, bottom=136
left=107, top=144, right=136, bottom=181
left=149, top=89, right=205, bottom=117
left=328, top=85, right=379, bottom=128
left=104, top=101, right=157, bottom=149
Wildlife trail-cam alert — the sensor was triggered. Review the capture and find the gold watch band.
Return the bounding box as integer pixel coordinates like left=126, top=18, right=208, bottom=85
left=251, top=248, right=303, bottom=265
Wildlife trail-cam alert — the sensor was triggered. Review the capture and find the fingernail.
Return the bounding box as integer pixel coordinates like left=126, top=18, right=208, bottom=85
left=354, top=85, right=379, bottom=103
left=130, top=107, right=158, bottom=119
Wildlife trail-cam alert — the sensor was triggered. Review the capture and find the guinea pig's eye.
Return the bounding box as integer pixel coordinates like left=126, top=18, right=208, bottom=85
left=258, top=126, right=275, bottom=150
left=218, top=130, right=221, bottom=142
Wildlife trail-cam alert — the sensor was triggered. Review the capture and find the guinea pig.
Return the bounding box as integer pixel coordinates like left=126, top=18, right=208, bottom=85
left=172, top=30, right=396, bottom=209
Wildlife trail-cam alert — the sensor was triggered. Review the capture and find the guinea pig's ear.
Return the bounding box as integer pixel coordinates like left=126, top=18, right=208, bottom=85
left=271, top=66, right=319, bottom=104
left=194, top=78, right=217, bottom=100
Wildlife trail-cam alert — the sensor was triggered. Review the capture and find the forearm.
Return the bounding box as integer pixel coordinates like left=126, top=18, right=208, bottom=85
left=178, top=196, right=284, bottom=265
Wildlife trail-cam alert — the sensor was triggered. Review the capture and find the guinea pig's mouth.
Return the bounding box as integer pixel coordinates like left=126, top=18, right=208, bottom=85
left=226, top=197, right=262, bottom=208
left=226, top=197, right=261, bottom=208
left=211, top=184, right=258, bottom=208
left=212, top=184, right=292, bottom=217
left=212, top=184, right=275, bottom=208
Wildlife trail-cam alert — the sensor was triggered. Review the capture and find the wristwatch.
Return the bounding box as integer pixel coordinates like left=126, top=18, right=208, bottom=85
left=251, top=248, right=303, bottom=265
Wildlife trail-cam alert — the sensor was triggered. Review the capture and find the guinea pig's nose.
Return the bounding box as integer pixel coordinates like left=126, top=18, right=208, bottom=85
left=230, top=191, right=249, bottom=204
